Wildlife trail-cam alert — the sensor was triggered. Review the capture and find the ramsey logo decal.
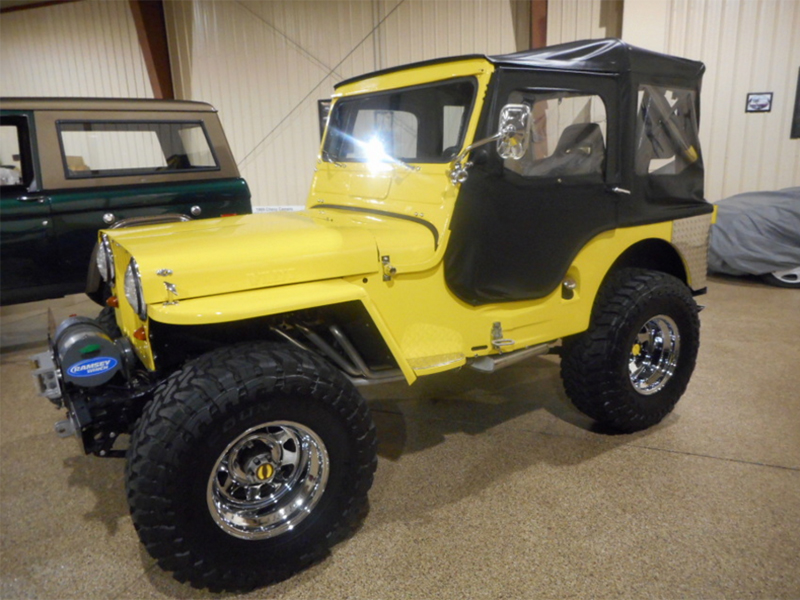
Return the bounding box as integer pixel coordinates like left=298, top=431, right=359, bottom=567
left=67, top=357, right=118, bottom=378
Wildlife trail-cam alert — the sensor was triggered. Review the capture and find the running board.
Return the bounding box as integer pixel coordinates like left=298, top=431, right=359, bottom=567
left=468, top=343, right=552, bottom=373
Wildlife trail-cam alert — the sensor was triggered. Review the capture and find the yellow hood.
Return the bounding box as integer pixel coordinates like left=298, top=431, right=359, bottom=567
left=107, top=211, right=382, bottom=304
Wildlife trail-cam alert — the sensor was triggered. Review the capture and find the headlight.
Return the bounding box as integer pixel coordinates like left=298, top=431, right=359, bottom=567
left=124, top=259, right=147, bottom=321
left=96, top=234, right=115, bottom=282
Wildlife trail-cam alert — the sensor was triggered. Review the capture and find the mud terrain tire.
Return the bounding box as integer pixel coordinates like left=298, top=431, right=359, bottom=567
left=561, top=268, right=700, bottom=433
left=126, top=342, right=377, bottom=591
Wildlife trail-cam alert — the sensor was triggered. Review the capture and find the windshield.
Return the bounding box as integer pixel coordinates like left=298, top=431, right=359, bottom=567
left=322, top=79, right=476, bottom=165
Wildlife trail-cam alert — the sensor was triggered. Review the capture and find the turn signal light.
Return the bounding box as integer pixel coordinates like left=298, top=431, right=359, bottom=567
left=106, top=296, right=119, bottom=308
left=133, top=327, right=147, bottom=341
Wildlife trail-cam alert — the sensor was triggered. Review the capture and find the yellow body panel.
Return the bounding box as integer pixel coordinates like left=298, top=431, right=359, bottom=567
left=341, top=221, right=673, bottom=377
left=105, top=242, right=155, bottom=370
left=145, top=278, right=417, bottom=383
left=106, top=212, right=380, bottom=304
left=148, top=279, right=368, bottom=326
left=333, top=58, right=494, bottom=99
left=125, top=219, right=670, bottom=381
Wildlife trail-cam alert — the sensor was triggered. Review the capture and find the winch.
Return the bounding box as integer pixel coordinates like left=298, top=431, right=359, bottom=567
left=53, top=316, right=125, bottom=387
left=31, top=315, right=146, bottom=456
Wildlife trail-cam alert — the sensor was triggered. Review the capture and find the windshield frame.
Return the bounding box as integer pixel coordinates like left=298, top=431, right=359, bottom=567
left=322, top=77, right=479, bottom=166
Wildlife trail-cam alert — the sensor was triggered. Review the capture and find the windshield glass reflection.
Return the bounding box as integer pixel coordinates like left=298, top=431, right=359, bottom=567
left=323, top=79, right=476, bottom=166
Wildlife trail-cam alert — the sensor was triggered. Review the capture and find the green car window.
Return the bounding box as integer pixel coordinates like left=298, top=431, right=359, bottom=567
left=57, top=121, right=219, bottom=178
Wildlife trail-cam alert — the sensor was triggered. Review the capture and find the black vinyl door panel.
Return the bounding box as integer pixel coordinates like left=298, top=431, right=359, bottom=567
left=445, top=70, right=620, bottom=305
left=446, top=171, right=618, bottom=304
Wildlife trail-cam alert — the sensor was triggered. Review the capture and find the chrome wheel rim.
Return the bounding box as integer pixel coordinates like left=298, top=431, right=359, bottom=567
left=771, top=267, right=800, bottom=285
left=628, top=315, right=681, bottom=395
left=207, top=421, right=329, bottom=540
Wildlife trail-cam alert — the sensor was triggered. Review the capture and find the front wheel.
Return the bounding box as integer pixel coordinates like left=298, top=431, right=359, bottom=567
left=560, top=269, right=700, bottom=433
left=125, top=343, right=377, bottom=591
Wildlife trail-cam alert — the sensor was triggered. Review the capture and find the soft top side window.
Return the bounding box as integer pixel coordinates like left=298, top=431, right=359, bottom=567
left=57, top=121, right=219, bottom=179
left=504, top=90, right=607, bottom=179
left=635, top=86, right=702, bottom=176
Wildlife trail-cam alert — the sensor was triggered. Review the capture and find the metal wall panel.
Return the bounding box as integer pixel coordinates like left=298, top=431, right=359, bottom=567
left=547, top=0, right=623, bottom=46
left=164, top=0, right=520, bottom=208
left=0, top=1, right=152, bottom=98
left=623, top=0, right=800, bottom=201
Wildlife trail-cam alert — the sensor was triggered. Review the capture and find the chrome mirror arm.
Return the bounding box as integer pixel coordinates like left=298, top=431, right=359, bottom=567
left=448, top=128, right=511, bottom=186
left=452, top=128, right=510, bottom=166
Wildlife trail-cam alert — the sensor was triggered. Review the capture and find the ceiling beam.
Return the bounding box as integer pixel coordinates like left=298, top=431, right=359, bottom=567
left=0, top=0, right=81, bottom=14
left=128, top=0, right=174, bottom=99
left=532, top=0, right=547, bottom=49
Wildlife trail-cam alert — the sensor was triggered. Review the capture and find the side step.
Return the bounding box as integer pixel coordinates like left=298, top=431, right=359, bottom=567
left=468, top=343, right=553, bottom=373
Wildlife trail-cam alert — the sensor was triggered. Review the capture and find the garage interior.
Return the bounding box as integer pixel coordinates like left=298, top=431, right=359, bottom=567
left=1, top=1, right=799, bottom=599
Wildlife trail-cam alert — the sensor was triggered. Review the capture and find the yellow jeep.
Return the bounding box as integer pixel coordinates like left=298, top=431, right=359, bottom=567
left=33, top=39, right=713, bottom=591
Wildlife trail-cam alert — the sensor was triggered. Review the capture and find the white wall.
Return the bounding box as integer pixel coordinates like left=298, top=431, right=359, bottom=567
left=0, top=1, right=152, bottom=98
left=623, top=0, right=800, bottom=200
left=164, top=0, right=522, bottom=208
left=547, top=0, right=623, bottom=45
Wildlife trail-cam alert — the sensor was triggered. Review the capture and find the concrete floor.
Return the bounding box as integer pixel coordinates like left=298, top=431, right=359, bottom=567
left=1, top=276, right=798, bottom=599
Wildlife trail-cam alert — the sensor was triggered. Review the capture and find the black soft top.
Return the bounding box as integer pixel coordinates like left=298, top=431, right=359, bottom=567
left=491, top=38, right=704, bottom=78
left=336, top=38, right=704, bottom=89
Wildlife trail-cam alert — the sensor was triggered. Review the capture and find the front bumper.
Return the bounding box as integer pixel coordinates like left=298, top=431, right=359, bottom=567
left=30, top=349, right=82, bottom=439
left=31, top=350, right=61, bottom=404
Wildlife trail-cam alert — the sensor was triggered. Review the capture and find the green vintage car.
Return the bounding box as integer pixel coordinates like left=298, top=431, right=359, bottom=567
left=0, top=98, right=251, bottom=306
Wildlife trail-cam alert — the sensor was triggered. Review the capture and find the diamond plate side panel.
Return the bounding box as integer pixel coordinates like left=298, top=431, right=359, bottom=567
left=407, top=353, right=465, bottom=372
left=672, top=213, right=713, bottom=290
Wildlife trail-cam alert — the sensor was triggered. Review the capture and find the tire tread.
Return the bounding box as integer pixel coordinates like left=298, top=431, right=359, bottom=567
left=126, top=342, right=377, bottom=591
left=560, top=268, right=700, bottom=432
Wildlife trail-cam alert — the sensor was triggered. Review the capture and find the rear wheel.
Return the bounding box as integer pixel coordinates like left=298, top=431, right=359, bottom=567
left=560, top=269, right=700, bottom=433
left=126, top=342, right=377, bottom=591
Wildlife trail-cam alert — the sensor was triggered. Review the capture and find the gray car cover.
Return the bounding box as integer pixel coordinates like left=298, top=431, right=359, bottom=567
left=708, top=187, right=800, bottom=276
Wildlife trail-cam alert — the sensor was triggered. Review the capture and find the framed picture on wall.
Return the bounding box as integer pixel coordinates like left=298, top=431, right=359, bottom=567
left=745, top=92, right=773, bottom=113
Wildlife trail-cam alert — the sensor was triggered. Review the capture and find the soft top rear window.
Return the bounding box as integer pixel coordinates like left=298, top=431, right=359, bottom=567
left=57, top=121, right=219, bottom=179
left=635, top=86, right=702, bottom=176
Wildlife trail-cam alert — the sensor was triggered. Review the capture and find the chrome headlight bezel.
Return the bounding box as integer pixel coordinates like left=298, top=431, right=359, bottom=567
left=124, top=259, right=147, bottom=321
left=96, top=234, right=115, bottom=283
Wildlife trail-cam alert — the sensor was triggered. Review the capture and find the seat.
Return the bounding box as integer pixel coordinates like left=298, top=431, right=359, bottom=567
left=523, top=122, right=605, bottom=177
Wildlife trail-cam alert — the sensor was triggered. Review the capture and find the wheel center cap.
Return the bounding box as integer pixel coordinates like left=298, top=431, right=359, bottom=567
left=256, top=463, right=275, bottom=481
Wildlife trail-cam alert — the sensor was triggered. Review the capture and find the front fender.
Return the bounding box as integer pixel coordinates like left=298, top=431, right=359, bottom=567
left=148, top=279, right=367, bottom=326
left=147, top=279, right=416, bottom=383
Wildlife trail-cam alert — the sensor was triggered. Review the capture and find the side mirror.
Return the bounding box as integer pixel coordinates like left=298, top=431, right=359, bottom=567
left=448, top=103, right=531, bottom=185
left=496, top=103, right=531, bottom=160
